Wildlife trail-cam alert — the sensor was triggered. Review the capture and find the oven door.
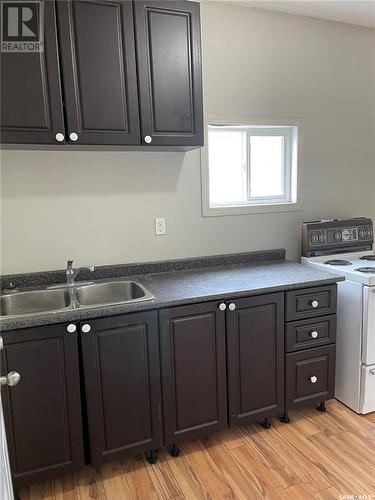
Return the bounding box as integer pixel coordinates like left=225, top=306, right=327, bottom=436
left=362, top=286, right=375, bottom=365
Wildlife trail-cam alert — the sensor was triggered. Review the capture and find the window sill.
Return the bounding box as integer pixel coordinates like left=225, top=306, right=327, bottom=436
left=203, top=202, right=301, bottom=217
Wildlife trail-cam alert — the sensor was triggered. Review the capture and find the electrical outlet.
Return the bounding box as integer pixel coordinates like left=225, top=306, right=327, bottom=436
left=155, top=217, right=166, bottom=235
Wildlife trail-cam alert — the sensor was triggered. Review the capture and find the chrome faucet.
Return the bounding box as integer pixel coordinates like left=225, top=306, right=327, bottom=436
left=66, top=260, right=95, bottom=286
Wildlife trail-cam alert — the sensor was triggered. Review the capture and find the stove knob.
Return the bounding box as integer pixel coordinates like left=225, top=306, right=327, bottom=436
left=334, top=232, right=341, bottom=241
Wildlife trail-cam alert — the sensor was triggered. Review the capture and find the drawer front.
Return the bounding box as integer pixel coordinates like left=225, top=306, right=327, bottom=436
left=285, top=315, right=337, bottom=353
left=285, top=345, right=336, bottom=409
left=286, top=285, right=337, bottom=321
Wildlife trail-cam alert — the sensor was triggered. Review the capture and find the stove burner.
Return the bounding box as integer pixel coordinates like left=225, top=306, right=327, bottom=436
left=360, top=255, right=375, bottom=261
left=324, top=259, right=352, bottom=266
left=355, top=267, right=375, bottom=274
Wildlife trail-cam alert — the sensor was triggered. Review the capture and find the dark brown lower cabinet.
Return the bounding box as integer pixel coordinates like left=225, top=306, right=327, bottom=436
left=227, top=293, right=285, bottom=426
left=159, top=302, right=227, bottom=445
left=1, top=324, right=84, bottom=487
left=285, top=344, right=336, bottom=409
left=80, top=311, right=163, bottom=465
left=1, top=286, right=338, bottom=488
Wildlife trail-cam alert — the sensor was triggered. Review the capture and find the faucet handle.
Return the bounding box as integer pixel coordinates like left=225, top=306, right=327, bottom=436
left=67, top=260, right=74, bottom=270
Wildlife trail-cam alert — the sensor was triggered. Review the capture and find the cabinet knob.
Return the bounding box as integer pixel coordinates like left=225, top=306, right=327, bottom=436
left=310, top=331, right=318, bottom=339
left=144, top=135, right=152, bottom=144
left=0, top=371, right=21, bottom=387
left=69, top=132, right=78, bottom=142
left=55, top=132, right=65, bottom=142
left=310, top=300, right=319, bottom=309
left=218, top=303, right=227, bottom=311
left=67, top=323, right=77, bottom=334
left=228, top=303, right=236, bottom=311
left=82, top=324, right=91, bottom=334
left=310, top=376, right=318, bottom=384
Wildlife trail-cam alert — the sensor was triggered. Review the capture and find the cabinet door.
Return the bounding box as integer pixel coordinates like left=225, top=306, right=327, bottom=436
left=1, top=324, right=84, bottom=487
left=1, top=0, right=65, bottom=144
left=57, top=0, right=140, bottom=145
left=227, top=293, right=284, bottom=426
left=134, top=0, right=203, bottom=147
left=159, top=302, right=227, bottom=445
left=81, top=312, right=163, bottom=465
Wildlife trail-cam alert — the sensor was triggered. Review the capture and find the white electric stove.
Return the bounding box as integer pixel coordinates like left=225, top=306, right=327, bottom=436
left=301, top=217, right=375, bottom=414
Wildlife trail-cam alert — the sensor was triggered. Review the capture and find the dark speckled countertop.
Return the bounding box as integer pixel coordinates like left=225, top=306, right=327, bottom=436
left=0, top=250, right=344, bottom=332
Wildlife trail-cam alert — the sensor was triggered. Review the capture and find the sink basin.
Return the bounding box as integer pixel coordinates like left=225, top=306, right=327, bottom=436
left=0, top=288, right=71, bottom=317
left=0, top=280, right=153, bottom=319
left=75, top=281, right=153, bottom=307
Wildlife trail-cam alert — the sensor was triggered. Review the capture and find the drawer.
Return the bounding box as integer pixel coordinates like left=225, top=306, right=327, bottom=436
left=285, top=285, right=337, bottom=321
left=285, top=345, right=336, bottom=409
left=285, top=315, right=336, bottom=353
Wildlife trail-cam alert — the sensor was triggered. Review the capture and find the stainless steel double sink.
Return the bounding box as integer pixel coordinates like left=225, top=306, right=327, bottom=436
left=0, top=280, right=153, bottom=318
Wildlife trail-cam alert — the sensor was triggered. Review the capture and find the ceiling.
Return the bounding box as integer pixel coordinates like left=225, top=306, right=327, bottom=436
left=211, top=1, right=375, bottom=29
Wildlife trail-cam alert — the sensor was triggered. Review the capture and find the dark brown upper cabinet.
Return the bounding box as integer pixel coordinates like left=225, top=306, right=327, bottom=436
left=80, top=311, right=163, bottom=465
left=226, top=293, right=285, bottom=426
left=134, top=0, right=203, bottom=147
left=1, top=324, right=84, bottom=487
left=159, top=302, right=227, bottom=446
left=0, top=1, right=65, bottom=144
left=1, top=0, right=203, bottom=149
left=56, top=0, right=141, bottom=145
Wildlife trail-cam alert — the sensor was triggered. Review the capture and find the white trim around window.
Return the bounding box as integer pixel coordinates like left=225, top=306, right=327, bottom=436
left=201, top=115, right=303, bottom=217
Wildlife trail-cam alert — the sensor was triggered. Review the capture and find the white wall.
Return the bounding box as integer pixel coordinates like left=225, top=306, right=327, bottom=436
left=1, top=3, right=375, bottom=274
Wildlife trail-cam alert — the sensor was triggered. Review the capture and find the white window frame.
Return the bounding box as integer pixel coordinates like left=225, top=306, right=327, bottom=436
left=201, top=115, right=302, bottom=217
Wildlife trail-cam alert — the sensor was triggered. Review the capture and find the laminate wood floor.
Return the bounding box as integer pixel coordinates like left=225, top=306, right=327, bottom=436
left=19, top=400, right=375, bottom=500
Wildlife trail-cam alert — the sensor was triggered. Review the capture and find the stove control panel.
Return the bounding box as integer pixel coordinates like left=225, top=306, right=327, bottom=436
left=301, top=218, right=373, bottom=257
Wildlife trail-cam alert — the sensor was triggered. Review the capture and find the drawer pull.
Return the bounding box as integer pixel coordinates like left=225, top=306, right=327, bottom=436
left=310, top=376, right=318, bottom=384
left=218, top=303, right=227, bottom=311
left=310, top=300, right=319, bottom=308
left=310, top=331, right=319, bottom=339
